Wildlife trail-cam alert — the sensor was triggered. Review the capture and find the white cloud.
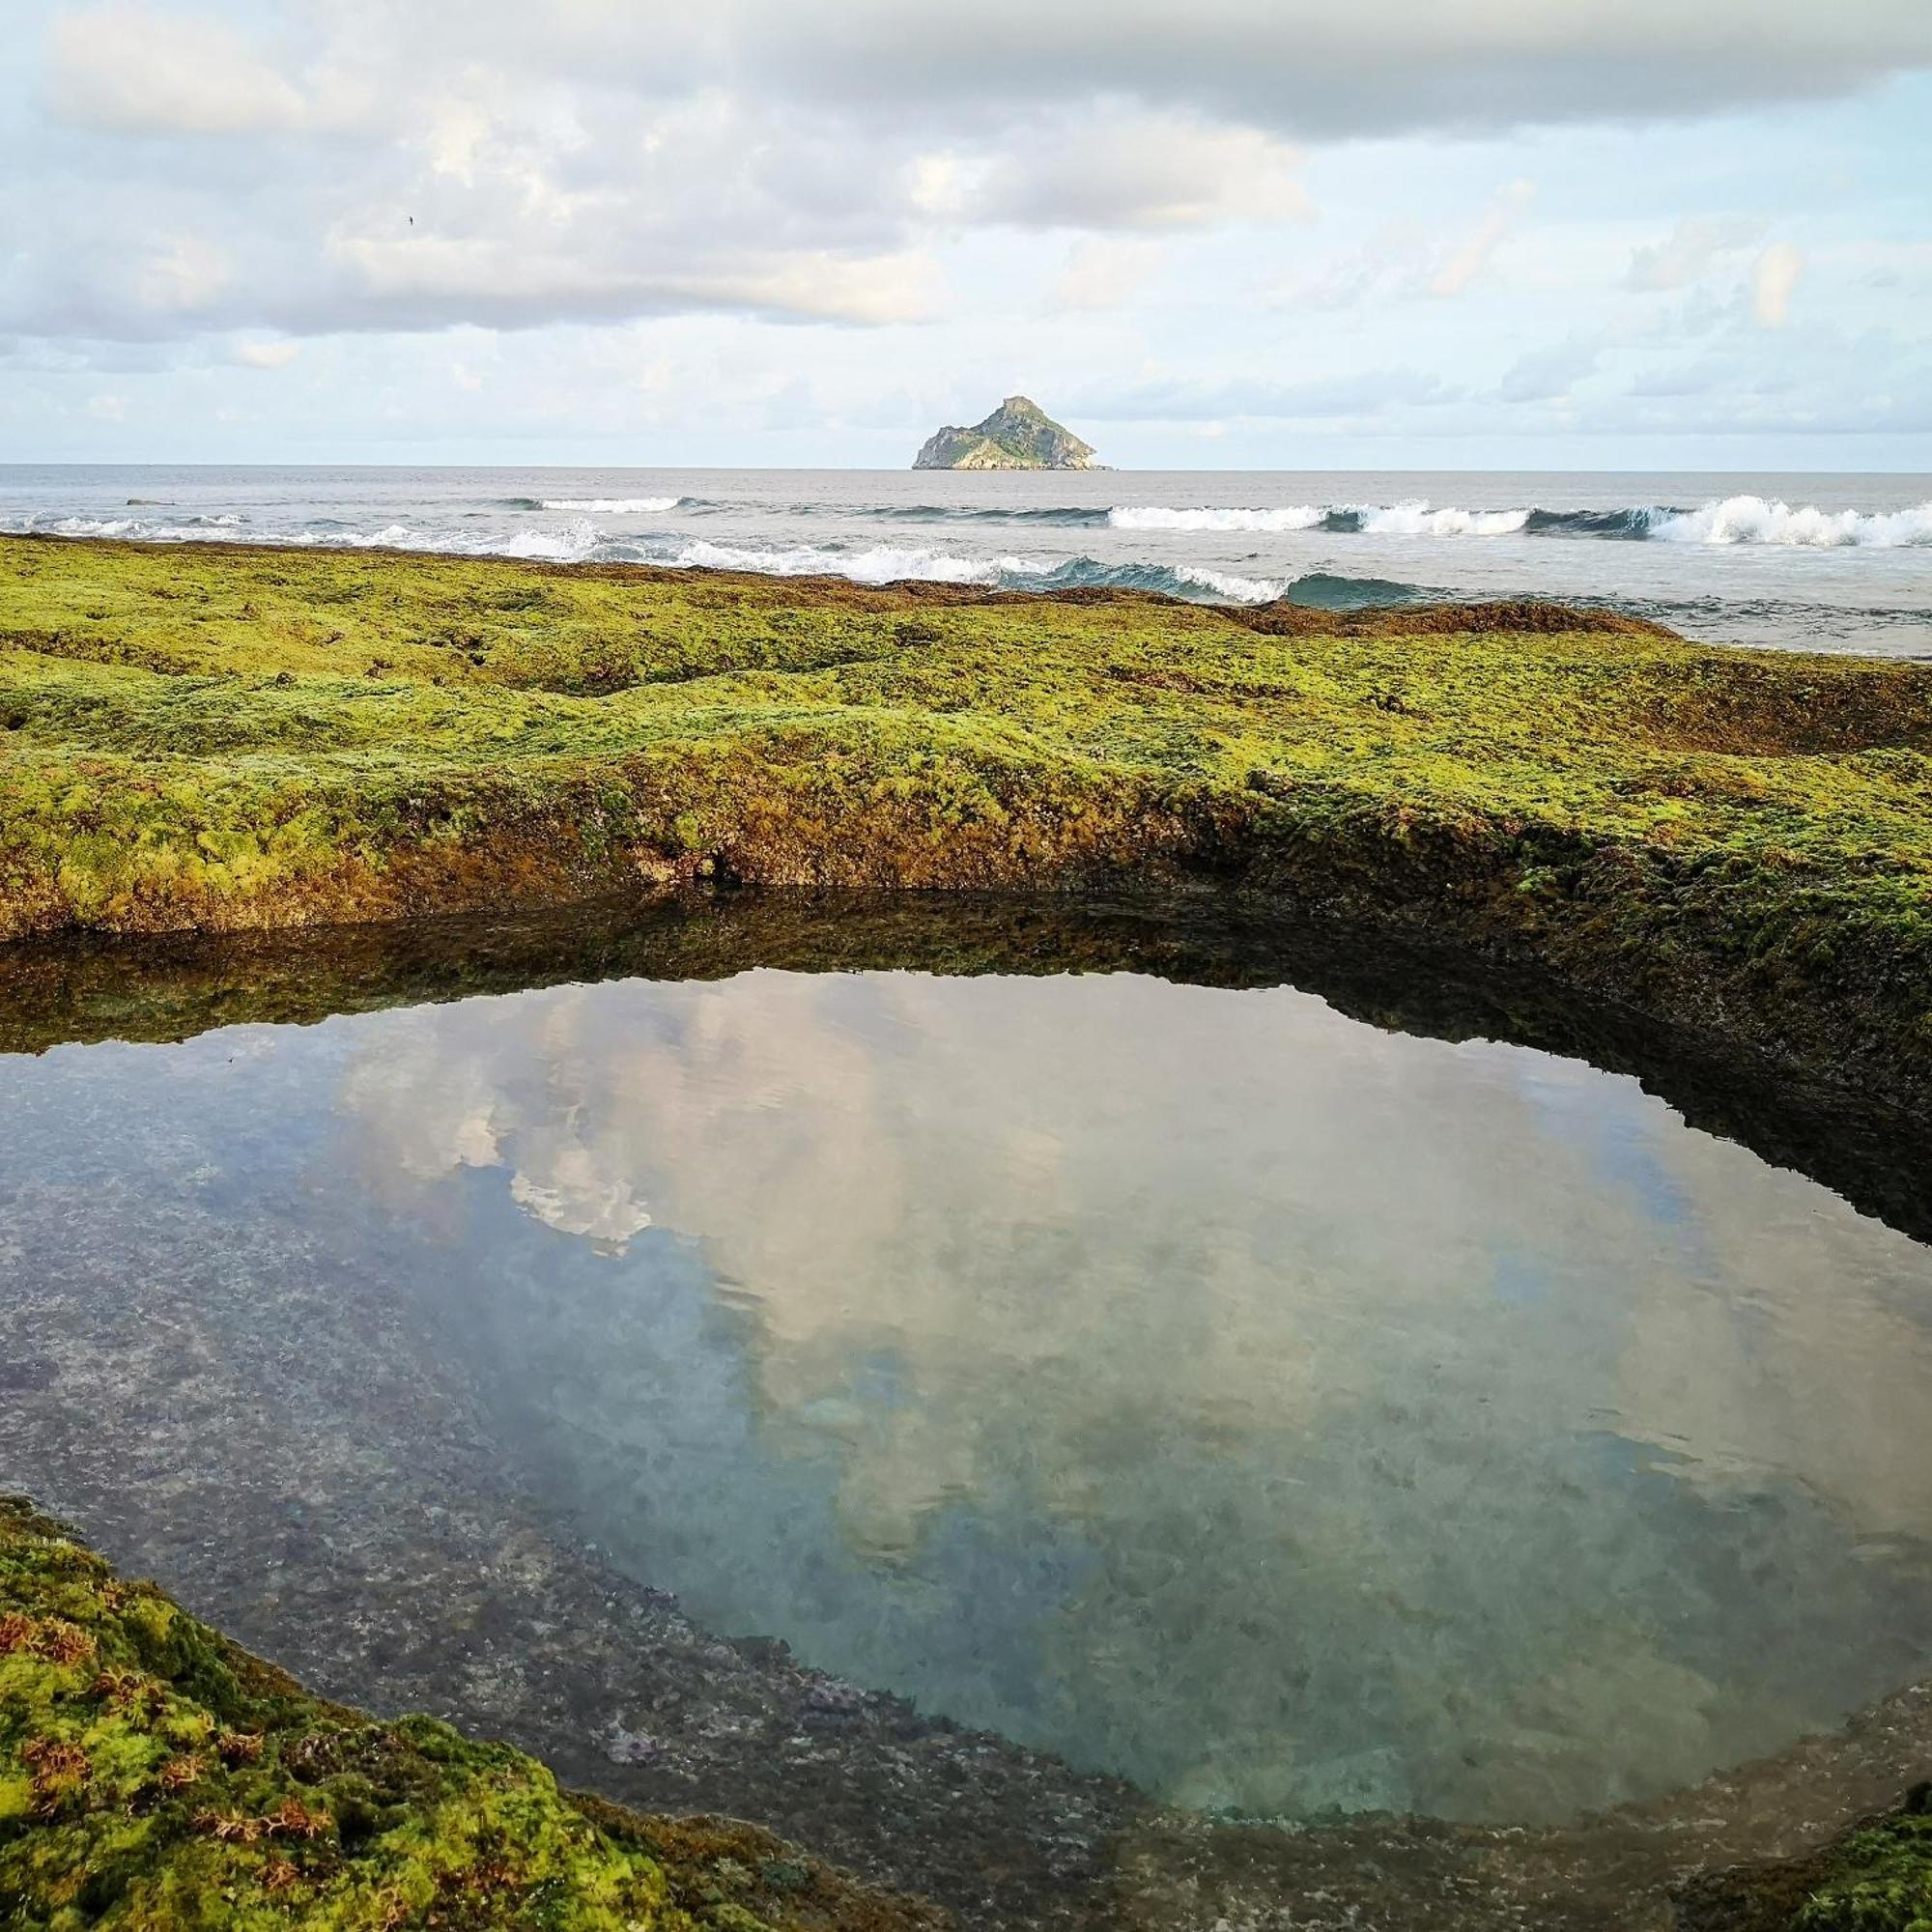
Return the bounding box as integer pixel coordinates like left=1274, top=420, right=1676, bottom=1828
left=1430, top=179, right=1536, bottom=298
left=1752, top=242, right=1804, bottom=327
left=84, top=391, right=124, bottom=419
left=43, top=3, right=311, bottom=135
left=1496, top=334, right=1602, bottom=403
left=1053, top=238, right=1167, bottom=311
left=442, top=2, right=1932, bottom=140
left=23, top=2, right=1904, bottom=350
left=134, top=236, right=231, bottom=313
left=7, top=0, right=1930, bottom=457
left=905, top=153, right=984, bottom=219
left=979, top=115, right=1310, bottom=231
left=694, top=251, right=943, bottom=327
left=1626, top=216, right=1761, bottom=292
left=1079, top=367, right=1455, bottom=422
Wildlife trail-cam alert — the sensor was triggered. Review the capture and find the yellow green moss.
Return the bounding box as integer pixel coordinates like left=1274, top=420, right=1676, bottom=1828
left=1, top=535, right=1928, bottom=1094
left=1796, top=1809, right=1932, bottom=1930
left=0, top=1498, right=941, bottom=1931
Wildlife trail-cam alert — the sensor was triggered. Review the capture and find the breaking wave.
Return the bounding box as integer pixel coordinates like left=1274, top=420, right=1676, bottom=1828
left=650, top=542, right=1425, bottom=608
left=668, top=539, right=1012, bottom=587
left=1353, top=503, right=1531, bottom=538
left=857, top=503, right=1112, bottom=526
left=533, top=496, right=690, bottom=514
left=1650, top=496, right=1932, bottom=547
left=1110, top=505, right=1325, bottom=533
left=851, top=497, right=1932, bottom=545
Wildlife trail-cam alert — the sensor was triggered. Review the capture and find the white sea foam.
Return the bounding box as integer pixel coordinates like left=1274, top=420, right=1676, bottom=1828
left=1173, top=563, right=1289, bottom=603
left=23, top=513, right=267, bottom=544
left=1356, top=502, right=1532, bottom=538
left=539, top=496, right=685, bottom=514
left=1109, top=505, right=1323, bottom=533
left=1652, top=496, right=1932, bottom=547
left=43, top=516, right=143, bottom=537
left=668, top=539, right=1009, bottom=585
left=498, top=520, right=604, bottom=561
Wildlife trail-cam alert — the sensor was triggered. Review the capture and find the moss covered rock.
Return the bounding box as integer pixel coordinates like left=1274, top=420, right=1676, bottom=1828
left=1795, top=1804, right=1932, bottom=1929
left=0, top=1498, right=943, bottom=1930
left=1, top=534, right=1928, bottom=1105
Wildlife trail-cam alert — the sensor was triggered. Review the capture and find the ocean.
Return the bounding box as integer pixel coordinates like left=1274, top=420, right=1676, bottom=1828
left=3, top=464, right=1929, bottom=656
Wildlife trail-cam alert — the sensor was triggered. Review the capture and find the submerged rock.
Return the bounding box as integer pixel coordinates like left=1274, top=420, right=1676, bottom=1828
left=0, top=1495, right=944, bottom=1929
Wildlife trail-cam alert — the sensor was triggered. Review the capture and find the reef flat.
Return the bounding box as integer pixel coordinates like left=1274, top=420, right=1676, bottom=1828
left=0, top=1496, right=937, bottom=1929
left=1, top=533, right=1928, bottom=1104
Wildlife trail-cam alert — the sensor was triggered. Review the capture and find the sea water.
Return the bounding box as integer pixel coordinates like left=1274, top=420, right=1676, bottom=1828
left=2, top=464, right=1929, bottom=654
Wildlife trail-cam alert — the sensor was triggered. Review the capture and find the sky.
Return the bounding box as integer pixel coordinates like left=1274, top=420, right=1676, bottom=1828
left=3, top=0, right=1930, bottom=470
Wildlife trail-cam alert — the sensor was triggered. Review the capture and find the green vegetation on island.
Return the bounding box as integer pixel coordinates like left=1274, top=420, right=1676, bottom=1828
left=0, top=1496, right=939, bottom=1930
left=911, top=396, right=1100, bottom=469
left=0, top=533, right=1928, bottom=1106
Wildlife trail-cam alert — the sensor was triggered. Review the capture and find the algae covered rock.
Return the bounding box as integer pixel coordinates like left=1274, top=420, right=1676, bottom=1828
left=2, top=534, right=1929, bottom=1116
left=0, top=1496, right=943, bottom=1929
left=1673, top=1786, right=1932, bottom=1931
left=912, top=397, right=1099, bottom=469
left=1793, top=1802, right=1932, bottom=1929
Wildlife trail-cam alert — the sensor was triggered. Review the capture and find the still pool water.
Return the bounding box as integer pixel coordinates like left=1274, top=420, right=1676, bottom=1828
left=3, top=942, right=1930, bottom=1829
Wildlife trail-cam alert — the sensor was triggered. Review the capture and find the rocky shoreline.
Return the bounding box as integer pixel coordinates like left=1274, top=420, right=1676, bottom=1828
left=4, top=538, right=1930, bottom=1927
left=2, top=535, right=1928, bottom=1118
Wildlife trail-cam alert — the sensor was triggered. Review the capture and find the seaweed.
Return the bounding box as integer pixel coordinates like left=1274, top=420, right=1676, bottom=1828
left=0, top=1497, right=943, bottom=1929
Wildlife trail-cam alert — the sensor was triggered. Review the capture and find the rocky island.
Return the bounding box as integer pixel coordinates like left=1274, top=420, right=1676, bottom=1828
left=911, top=395, right=1101, bottom=469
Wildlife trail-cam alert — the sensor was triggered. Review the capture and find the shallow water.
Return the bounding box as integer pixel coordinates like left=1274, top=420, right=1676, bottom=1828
left=4, top=914, right=1929, bottom=1834
left=2, top=463, right=1930, bottom=653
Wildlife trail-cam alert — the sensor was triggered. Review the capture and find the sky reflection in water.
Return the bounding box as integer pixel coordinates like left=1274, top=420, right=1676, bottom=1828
left=8, top=965, right=1932, bottom=1823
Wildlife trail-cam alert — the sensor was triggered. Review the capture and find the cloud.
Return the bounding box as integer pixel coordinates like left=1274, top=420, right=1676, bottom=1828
left=1752, top=242, right=1805, bottom=327
left=43, top=4, right=312, bottom=135
left=16, top=0, right=1926, bottom=356
left=976, top=115, right=1309, bottom=232
left=1495, top=334, right=1602, bottom=404
left=235, top=337, right=300, bottom=368
left=1430, top=180, right=1535, bottom=298
left=1626, top=358, right=1727, bottom=399
left=1625, top=216, right=1762, bottom=292
left=84, top=391, right=124, bottom=419
left=1079, top=367, right=1455, bottom=422
left=466, top=2, right=1932, bottom=140
left=1052, top=238, right=1168, bottom=311
left=135, top=235, right=232, bottom=313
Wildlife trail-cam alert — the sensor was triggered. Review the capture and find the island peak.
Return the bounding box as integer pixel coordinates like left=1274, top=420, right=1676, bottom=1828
left=913, top=395, right=1102, bottom=470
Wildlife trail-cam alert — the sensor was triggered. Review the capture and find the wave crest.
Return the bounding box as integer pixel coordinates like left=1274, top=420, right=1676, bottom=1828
left=537, top=496, right=688, bottom=514
left=1353, top=502, right=1532, bottom=538
left=1109, top=505, right=1325, bottom=533
left=1652, top=496, right=1932, bottom=548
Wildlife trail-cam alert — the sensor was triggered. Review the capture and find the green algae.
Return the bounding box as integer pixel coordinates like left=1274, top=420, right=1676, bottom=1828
left=1, top=534, right=1928, bottom=1100
left=1677, top=1794, right=1932, bottom=1932
left=0, top=1498, right=940, bottom=1931
left=1798, top=1808, right=1932, bottom=1929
